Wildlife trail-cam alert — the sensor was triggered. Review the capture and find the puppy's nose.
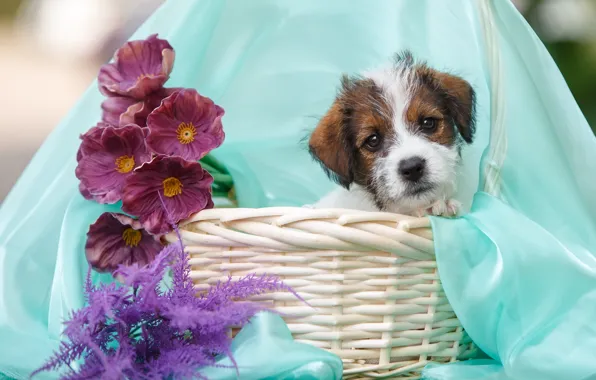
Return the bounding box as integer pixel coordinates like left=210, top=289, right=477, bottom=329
left=398, top=157, right=426, bottom=182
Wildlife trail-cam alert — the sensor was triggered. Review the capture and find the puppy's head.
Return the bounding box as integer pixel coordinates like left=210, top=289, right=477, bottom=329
left=309, top=51, right=476, bottom=212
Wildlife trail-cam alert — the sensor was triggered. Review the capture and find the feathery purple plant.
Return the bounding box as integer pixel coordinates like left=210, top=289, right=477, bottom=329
left=32, top=235, right=290, bottom=379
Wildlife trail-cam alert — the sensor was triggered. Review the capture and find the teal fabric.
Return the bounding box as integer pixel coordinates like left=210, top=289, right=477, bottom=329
left=424, top=1, right=596, bottom=378
left=203, top=312, right=342, bottom=380
left=426, top=194, right=596, bottom=380
left=1, top=0, right=594, bottom=379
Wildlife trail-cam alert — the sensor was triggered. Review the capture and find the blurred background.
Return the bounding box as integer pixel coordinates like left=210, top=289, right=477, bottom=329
left=0, top=0, right=594, bottom=202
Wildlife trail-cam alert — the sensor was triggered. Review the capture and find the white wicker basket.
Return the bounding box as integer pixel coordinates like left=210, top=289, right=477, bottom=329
left=164, top=207, right=478, bottom=379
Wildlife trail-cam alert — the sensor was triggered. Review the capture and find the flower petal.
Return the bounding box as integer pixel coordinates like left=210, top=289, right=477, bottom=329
left=119, top=88, right=181, bottom=127
left=77, top=122, right=112, bottom=161
left=98, top=34, right=174, bottom=99
left=120, top=102, right=146, bottom=126
left=161, top=49, right=175, bottom=77
left=101, top=97, right=138, bottom=127
left=76, top=125, right=151, bottom=203
left=122, top=155, right=214, bottom=235
left=146, top=89, right=225, bottom=161
left=79, top=182, right=93, bottom=200
left=111, top=213, right=144, bottom=230
left=77, top=155, right=125, bottom=203
left=86, top=213, right=162, bottom=273
left=138, top=208, right=171, bottom=236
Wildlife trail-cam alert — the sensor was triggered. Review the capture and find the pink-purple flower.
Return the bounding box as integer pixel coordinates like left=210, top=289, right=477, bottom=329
left=77, top=122, right=111, bottom=200
left=76, top=124, right=152, bottom=204
left=100, top=97, right=138, bottom=127
left=98, top=34, right=175, bottom=99
left=121, top=155, right=214, bottom=235
left=75, top=35, right=225, bottom=273
left=76, top=122, right=110, bottom=162
left=85, top=213, right=163, bottom=273
left=146, top=89, right=225, bottom=161
left=101, top=88, right=181, bottom=128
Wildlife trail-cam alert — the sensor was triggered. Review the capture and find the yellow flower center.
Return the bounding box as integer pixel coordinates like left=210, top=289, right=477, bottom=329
left=115, top=155, right=135, bottom=173
left=122, top=228, right=142, bottom=247
left=162, top=177, right=183, bottom=197
left=176, top=122, right=197, bottom=144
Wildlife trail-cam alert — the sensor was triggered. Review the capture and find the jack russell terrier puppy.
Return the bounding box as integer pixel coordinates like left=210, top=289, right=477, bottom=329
left=309, top=51, right=476, bottom=217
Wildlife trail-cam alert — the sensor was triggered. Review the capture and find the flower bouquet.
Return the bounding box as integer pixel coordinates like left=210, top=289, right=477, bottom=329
left=32, top=35, right=292, bottom=379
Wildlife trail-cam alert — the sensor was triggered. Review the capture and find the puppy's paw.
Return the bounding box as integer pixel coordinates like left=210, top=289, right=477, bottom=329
left=413, top=208, right=428, bottom=218
left=428, top=199, right=461, bottom=217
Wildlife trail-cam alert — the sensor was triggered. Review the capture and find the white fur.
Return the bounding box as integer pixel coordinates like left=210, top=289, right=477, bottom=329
left=309, top=185, right=378, bottom=211
left=313, top=65, right=461, bottom=217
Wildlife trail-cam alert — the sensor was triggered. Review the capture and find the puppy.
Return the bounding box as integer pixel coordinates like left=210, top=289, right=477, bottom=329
left=308, top=51, right=476, bottom=217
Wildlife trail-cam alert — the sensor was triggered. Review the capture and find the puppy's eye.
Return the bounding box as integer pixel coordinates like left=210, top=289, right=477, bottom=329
left=420, top=118, right=437, bottom=132
left=364, top=133, right=382, bottom=151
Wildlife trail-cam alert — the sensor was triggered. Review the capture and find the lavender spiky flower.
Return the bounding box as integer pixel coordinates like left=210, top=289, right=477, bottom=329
left=32, top=228, right=292, bottom=379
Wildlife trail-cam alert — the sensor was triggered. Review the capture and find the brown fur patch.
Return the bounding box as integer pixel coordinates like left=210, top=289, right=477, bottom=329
left=309, top=77, right=393, bottom=188
left=434, top=71, right=476, bottom=142
left=342, top=78, right=393, bottom=184
left=409, top=64, right=476, bottom=144
left=403, top=63, right=478, bottom=147
left=308, top=101, right=349, bottom=182
left=405, top=76, right=456, bottom=146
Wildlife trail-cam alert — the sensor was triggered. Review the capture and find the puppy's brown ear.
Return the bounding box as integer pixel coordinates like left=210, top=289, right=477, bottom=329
left=309, top=100, right=354, bottom=189
left=436, top=73, right=477, bottom=144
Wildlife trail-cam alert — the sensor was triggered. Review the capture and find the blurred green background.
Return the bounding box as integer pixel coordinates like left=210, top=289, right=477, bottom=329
left=0, top=0, right=594, bottom=201
left=0, top=0, right=20, bottom=17
left=520, top=0, right=596, bottom=130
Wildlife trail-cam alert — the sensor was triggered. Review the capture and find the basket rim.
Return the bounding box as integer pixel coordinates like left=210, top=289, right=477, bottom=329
left=181, top=207, right=430, bottom=228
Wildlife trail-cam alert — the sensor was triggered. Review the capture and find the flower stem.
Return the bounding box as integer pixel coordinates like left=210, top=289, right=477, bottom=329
left=211, top=173, right=234, bottom=189
left=200, top=154, right=229, bottom=175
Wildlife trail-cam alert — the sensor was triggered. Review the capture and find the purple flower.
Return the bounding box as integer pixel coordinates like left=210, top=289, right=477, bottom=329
left=100, top=97, right=137, bottom=126
left=198, top=274, right=295, bottom=311
left=98, top=34, right=175, bottom=99
left=121, top=155, right=214, bottom=235
left=101, top=88, right=181, bottom=128
left=146, top=89, right=225, bottom=161
left=75, top=124, right=151, bottom=204
left=77, top=122, right=111, bottom=201
left=85, top=213, right=163, bottom=273
left=79, top=183, right=93, bottom=201
left=76, top=122, right=110, bottom=162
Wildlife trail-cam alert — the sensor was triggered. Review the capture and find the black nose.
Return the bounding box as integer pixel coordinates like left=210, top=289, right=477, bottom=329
left=398, top=157, right=426, bottom=182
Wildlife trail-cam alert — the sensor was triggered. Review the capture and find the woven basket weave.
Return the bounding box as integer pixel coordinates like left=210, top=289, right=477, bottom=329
left=164, top=206, right=477, bottom=379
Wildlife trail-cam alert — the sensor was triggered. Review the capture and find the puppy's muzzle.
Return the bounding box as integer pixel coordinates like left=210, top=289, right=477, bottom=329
left=398, top=156, right=426, bottom=182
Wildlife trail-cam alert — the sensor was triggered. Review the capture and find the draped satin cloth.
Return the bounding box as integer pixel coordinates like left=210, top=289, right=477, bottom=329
left=1, top=1, right=596, bottom=379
